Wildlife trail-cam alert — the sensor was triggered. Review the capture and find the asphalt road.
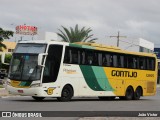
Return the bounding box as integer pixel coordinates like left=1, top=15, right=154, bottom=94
left=0, top=87, right=160, bottom=119
left=0, top=87, right=160, bottom=111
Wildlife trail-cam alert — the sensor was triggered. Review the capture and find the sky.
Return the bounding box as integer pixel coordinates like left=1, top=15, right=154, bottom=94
left=1, top=0, right=160, bottom=47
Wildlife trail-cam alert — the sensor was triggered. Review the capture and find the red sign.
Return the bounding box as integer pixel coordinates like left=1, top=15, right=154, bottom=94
left=16, top=25, right=38, bottom=35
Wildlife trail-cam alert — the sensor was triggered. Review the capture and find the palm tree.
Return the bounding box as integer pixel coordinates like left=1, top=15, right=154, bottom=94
left=0, top=27, right=14, bottom=50
left=57, top=24, right=97, bottom=43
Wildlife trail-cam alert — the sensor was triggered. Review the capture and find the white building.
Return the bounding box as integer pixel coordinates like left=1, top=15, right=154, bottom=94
left=118, top=38, right=154, bottom=53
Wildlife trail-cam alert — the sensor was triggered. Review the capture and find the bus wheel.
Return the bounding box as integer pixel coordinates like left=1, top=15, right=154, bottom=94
left=124, top=86, right=134, bottom=100
left=57, top=85, right=73, bottom=102
left=98, top=97, right=115, bottom=100
left=133, top=87, right=142, bottom=100
left=32, top=96, right=45, bottom=101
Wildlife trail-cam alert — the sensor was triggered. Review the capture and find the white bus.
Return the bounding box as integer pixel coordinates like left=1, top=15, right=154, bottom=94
left=3, top=40, right=157, bottom=101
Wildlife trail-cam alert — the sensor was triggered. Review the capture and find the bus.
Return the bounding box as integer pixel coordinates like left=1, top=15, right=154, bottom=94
left=2, top=40, right=157, bottom=101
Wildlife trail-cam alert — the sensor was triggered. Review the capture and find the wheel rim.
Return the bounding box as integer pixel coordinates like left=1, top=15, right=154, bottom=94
left=62, top=89, right=70, bottom=98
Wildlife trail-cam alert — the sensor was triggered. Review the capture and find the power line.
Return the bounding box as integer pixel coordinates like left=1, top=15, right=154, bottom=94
left=110, top=31, right=127, bottom=47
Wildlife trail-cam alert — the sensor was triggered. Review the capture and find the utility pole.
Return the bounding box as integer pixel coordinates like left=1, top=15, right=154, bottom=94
left=110, top=31, right=126, bottom=47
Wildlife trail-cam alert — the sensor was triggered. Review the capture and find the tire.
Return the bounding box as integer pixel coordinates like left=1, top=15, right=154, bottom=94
left=124, top=86, right=134, bottom=100
left=32, top=96, right=45, bottom=101
left=57, top=85, right=73, bottom=102
left=133, top=87, right=142, bottom=100
left=98, top=96, right=115, bottom=100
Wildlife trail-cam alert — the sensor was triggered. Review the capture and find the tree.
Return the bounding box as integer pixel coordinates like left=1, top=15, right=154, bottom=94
left=0, top=27, right=14, bottom=50
left=0, top=54, right=12, bottom=72
left=57, top=24, right=97, bottom=43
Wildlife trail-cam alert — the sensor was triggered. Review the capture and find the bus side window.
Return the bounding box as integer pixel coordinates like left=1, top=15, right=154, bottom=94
left=124, top=55, right=128, bottom=68
left=71, top=48, right=78, bottom=64
left=102, top=53, right=112, bottom=67
left=102, top=54, right=107, bottom=66
left=64, top=47, right=71, bottom=64
left=147, top=58, right=155, bottom=70
left=113, top=55, right=117, bottom=67
left=108, top=54, right=113, bottom=67
left=139, top=57, right=146, bottom=69
left=133, top=57, right=138, bottom=69
left=128, top=56, right=133, bottom=69
left=86, top=50, right=93, bottom=65
left=151, top=58, right=155, bottom=70
left=81, top=51, right=85, bottom=64
left=93, top=52, right=98, bottom=66
left=98, top=53, right=102, bottom=66
left=117, top=55, right=124, bottom=68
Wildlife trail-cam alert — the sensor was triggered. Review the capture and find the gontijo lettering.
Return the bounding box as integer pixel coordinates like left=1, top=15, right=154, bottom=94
left=111, top=70, right=137, bottom=78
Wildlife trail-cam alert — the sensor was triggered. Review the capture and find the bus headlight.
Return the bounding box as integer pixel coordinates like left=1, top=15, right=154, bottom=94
left=30, top=83, right=41, bottom=88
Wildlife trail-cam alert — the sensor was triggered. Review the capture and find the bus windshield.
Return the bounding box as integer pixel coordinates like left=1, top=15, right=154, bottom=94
left=9, top=53, right=42, bottom=81
left=8, top=43, right=47, bottom=81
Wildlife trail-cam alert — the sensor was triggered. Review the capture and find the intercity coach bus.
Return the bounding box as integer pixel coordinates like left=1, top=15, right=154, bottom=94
left=2, top=40, right=157, bottom=101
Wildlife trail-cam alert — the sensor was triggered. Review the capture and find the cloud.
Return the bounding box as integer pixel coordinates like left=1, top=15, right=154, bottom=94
left=0, top=0, right=160, bottom=46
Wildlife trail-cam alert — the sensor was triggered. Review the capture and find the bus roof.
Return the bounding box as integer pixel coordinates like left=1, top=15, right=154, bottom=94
left=18, top=40, right=156, bottom=58
left=71, top=42, right=156, bottom=58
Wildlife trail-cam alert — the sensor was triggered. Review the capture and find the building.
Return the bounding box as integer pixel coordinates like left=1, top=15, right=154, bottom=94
left=0, top=41, right=16, bottom=53
left=119, top=38, right=154, bottom=53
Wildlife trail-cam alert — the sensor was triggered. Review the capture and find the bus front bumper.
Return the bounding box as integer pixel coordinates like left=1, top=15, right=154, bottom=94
left=6, top=85, right=60, bottom=97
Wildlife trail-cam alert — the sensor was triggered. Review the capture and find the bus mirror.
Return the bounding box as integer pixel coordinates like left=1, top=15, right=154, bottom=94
left=38, top=53, right=48, bottom=66
left=1, top=53, right=9, bottom=65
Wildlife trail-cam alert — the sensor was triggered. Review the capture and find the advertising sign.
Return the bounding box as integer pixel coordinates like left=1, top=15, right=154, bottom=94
left=16, top=25, right=37, bottom=35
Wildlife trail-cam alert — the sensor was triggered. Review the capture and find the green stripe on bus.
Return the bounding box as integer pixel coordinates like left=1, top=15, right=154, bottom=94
left=19, top=81, right=32, bottom=86
left=80, top=65, right=104, bottom=91
left=91, top=66, right=114, bottom=91
left=69, top=43, right=94, bottom=49
left=69, top=43, right=83, bottom=48
left=80, top=65, right=114, bottom=91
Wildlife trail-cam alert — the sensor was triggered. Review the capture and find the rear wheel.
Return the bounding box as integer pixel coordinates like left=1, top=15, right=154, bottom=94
left=32, top=96, right=45, bottom=101
left=124, top=86, right=134, bottom=100
left=133, top=87, right=142, bottom=100
left=57, top=85, right=73, bottom=102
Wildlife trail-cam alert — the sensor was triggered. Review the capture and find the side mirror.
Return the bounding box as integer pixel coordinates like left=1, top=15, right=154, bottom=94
left=38, top=53, right=48, bottom=66
left=1, top=53, right=10, bottom=65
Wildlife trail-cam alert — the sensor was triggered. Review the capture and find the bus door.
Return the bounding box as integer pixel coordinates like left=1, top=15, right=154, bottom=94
left=42, top=45, right=63, bottom=83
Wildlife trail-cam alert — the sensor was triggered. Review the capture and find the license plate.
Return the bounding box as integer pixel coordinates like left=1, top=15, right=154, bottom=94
left=18, top=90, right=23, bottom=93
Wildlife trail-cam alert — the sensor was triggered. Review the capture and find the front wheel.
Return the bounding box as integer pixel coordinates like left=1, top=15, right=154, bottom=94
left=32, top=96, right=45, bottom=101
left=57, top=85, right=73, bottom=102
